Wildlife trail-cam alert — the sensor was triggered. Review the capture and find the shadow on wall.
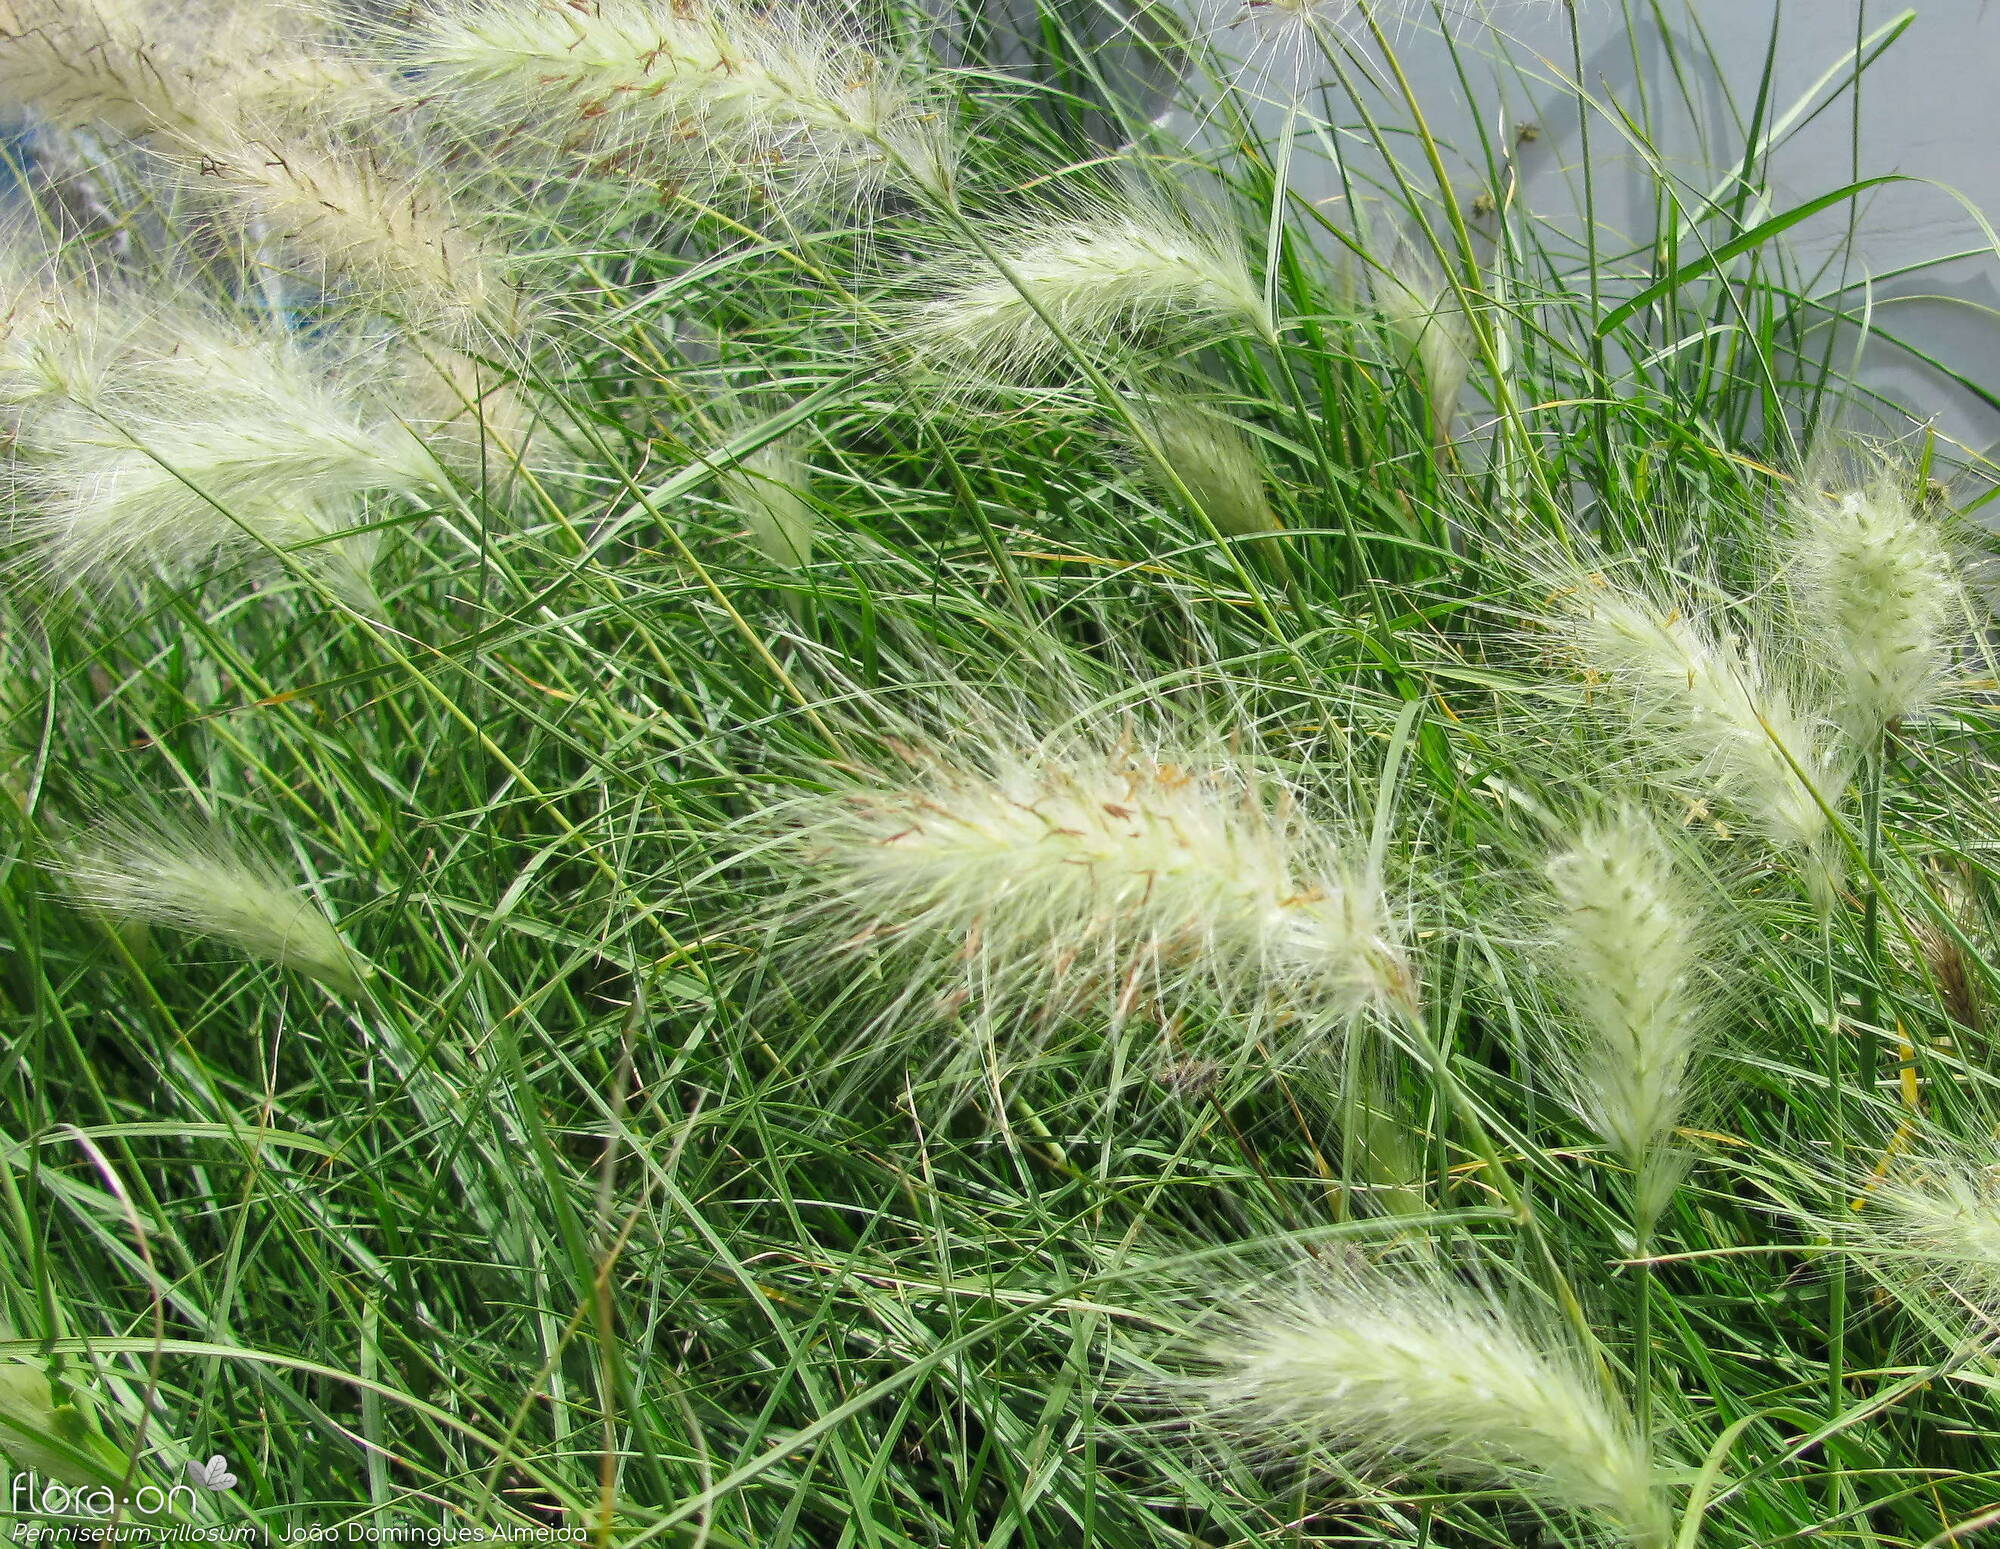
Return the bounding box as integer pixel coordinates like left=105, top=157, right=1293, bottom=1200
left=985, top=0, right=2000, bottom=461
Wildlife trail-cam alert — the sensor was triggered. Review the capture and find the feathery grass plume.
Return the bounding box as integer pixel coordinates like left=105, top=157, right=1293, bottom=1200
left=1546, top=569, right=1840, bottom=855
left=1786, top=474, right=1965, bottom=748
left=1853, top=1148, right=2000, bottom=1313
left=0, top=0, right=203, bottom=141
left=766, top=722, right=1412, bottom=1067
left=10, top=299, right=445, bottom=606
left=0, top=0, right=373, bottom=143
left=1374, top=248, right=1474, bottom=441
left=893, top=202, right=1270, bottom=390
left=1181, top=1261, right=1667, bottom=1546
left=403, top=0, right=955, bottom=206
left=1136, top=399, right=1281, bottom=539
left=177, top=129, right=516, bottom=341
left=718, top=439, right=816, bottom=569
left=1542, top=809, right=1711, bottom=1229
left=52, top=813, right=373, bottom=993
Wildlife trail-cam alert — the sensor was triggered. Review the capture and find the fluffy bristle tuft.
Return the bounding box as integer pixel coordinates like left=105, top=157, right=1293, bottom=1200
left=1547, top=571, right=1840, bottom=854
left=762, top=728, right=1412, bottom=1064
left=1857, top=1151, right=2000, bottom=1311
left=1542, top=809, right=1710, bottom=1225
left=894, top=207, right=1270, bottom=391
left=404, top=0, right=954, bottom=207
left=53, top=815, right=372, bottom=994
left=1138, top=400, right=1282, bottom=539
left=1787, top=477, right=1964, bottom=747
left=6, top=283, right=445, bottom=604
left=1181, top=1262, right=1667, bottom=1546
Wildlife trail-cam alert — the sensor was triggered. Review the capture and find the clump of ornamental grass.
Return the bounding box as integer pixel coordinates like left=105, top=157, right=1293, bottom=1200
left=50, top=812, right=373, bottom=994
left=1133, top=398, right=1282, bottom=540
left=401, top=0, right=955, bottom=209
left=1176, top=1258, right=1668, bottom=1546
left=758, top=713, right=1412, bottom=1071
left=1542, top=567, right=1843, bottom=858
left=892, top=201, right=1271, bottom=392
left=1540, top=808, right=1715, bottom=1231
left=1785, top=472, right=1967, bottom=749
left=718, top=438, right=816, bottom=569
left=5, top=282, right=447, bottom=606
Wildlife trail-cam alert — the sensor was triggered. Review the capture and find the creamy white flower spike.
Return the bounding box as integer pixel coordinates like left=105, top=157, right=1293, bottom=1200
left=895, top=205, right=1271, bottom=391
left=1550, top=572, right=1841, bottom=854
left=9, top=293, right=444, bottom=605
left=1543, top=809, right=1711, bottom=1227
left=1185, top=1263, right=1667, bottom=1547
left=180, top=129, right=516, bottom=341
left=405, top=0, right=954, bottom=206
left=1375, top=253, right=1475, bottom=441
left=767, top=728, right=1411, bottom=1058
left=1788, top=478, right=1965, bottom=748
left=54, top=816, right=373, bottom=994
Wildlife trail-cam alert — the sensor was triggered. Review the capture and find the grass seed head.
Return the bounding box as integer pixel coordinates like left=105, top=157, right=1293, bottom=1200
left=1139, top=400, right=1281, bottom=539
left=1542, top=808, right=1711, bottom=1227
left=764, top=723, right=1412, bottom=1067
left=1787, top=474, right=1965, bottom=748
left=9, top=292, right=443, bottom=605
left=53, top=814, right=373, bottom=994
left=178, top=128, right=517, bottom=341
left=1857, top=1151, right=2000, bottom=1313
left=1182, top=1262, right=1667, bottom=1546
left=894, top=204, right=1271, bottom=392
left=1548, top=570, right=1841, bottom=855
left=405, top=0, right=955, bottom=208
left=1374, top=250, right=1474, bottom=440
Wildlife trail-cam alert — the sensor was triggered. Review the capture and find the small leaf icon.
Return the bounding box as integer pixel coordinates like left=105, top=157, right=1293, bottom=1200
left=187, top=1455, right=237, bottom=1491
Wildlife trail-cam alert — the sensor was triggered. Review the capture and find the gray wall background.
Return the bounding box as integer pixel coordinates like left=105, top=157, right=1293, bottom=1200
left=1022, top=0, right=2000, bottom=459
